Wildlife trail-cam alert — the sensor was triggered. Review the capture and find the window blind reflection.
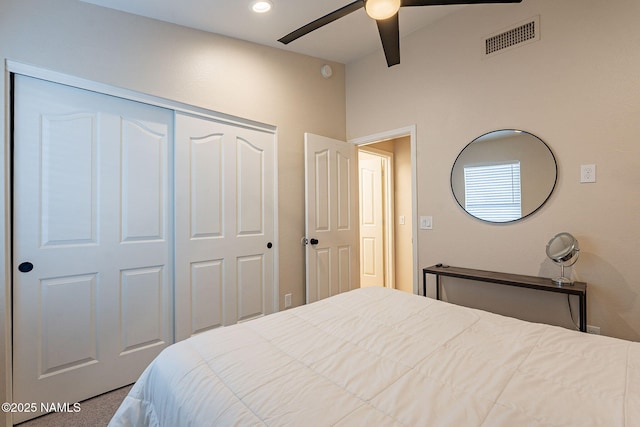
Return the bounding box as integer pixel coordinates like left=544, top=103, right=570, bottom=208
left=464, top=162, right=521, bottom=222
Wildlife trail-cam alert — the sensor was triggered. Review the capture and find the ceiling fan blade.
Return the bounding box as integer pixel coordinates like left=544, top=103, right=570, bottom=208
left=376, top=14, right=400, bottom=67
left=278, top=0, right=364, bottom=45
left=401, top=0, right=522, bottom=6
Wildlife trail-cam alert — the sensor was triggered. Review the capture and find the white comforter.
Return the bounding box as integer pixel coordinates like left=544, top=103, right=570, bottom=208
left=109, top=287, right=639, bottom=426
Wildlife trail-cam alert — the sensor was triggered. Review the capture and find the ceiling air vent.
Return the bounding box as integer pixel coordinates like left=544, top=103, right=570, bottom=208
left=484, top=16, right=540, bottom=58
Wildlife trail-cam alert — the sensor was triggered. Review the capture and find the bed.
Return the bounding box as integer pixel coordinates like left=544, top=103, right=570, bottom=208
left=109, top=287, right=639, bottom=426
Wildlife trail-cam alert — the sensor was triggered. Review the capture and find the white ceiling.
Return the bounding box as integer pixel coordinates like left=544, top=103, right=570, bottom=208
left=80, top=0, right=466, bottom=64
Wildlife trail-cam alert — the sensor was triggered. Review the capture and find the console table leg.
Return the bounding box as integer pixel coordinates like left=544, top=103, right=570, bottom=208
left=436, top=276, right=441, bottom=300
left=423, top=270, right=427, bottom=297
left=579, top=293, right=587, bottom=332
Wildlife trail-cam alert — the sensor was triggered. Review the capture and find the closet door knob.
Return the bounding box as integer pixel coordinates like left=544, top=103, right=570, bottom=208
left=18, top=262, right=34, bottom=273
left=267, top=242, right=273, bottom=249
left=310, top=238, right=319, bottom=245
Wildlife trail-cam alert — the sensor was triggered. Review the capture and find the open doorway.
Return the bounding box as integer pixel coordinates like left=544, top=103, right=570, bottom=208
left=302, top=125, right=418, bottom=299
left=356, top=135, right=414, bottom=294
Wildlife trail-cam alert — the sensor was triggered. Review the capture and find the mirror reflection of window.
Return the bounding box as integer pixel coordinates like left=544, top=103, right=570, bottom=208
left=463, top=161, right=521, bottom=222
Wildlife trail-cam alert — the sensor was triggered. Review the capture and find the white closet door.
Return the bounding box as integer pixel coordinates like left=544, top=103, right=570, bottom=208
left=12, top=75, right=173, bottom=423
left=175, top=113, right=276, bottom=340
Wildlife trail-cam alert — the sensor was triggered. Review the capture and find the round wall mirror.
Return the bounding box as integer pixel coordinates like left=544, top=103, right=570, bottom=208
left=451, top=130, right=557, bottom=223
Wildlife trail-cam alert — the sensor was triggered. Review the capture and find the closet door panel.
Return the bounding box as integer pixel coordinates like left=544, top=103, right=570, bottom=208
left=191, top=134, right=224, bottom=238
left=175, top=113, right=276, bottom=340
left=12, top=74, right=173, bottom=423
left=121, top=119, right=165, bottom=242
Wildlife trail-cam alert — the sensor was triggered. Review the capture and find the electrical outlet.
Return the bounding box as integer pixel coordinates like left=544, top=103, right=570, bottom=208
left=586, top=325, right=600, bottom=335
left=580, top=164, right=596, bottom=183
left=284, top=293, right=292, bottom=309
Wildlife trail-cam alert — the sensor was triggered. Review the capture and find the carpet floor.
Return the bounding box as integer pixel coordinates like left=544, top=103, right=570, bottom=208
left=16, top=384, right=133, bottom=427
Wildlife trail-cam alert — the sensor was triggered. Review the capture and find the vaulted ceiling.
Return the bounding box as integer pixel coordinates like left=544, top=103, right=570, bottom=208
left=81, top=0, right=463, bottom=64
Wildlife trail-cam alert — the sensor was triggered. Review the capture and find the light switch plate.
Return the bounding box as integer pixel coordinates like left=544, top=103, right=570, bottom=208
left=420, top=216, right=433, bottom=230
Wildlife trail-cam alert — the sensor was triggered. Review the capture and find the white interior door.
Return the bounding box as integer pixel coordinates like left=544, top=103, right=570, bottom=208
left=175, top=113, right=276, bottom=340
left=12, top=75, right=173, bottom=422
left=358, top=151, right=385, bottom=287
left=304, top=133, right=358, bottom=303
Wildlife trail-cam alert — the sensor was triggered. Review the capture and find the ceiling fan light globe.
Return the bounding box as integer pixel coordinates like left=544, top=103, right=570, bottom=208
left=365, top=0, right=401, bottom=20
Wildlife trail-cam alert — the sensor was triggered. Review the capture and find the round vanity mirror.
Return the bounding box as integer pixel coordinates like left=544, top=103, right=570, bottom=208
left=451, top=130, right=557, bottom=223
left=546, top=232, right=580, bottom=285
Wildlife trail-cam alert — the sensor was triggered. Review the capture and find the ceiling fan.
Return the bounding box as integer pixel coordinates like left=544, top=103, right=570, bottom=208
left=278, top=0, right=523, bottom=67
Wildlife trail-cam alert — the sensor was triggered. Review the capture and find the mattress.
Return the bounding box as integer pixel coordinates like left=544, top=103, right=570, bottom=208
left=109, top=287, right=640, bottom=426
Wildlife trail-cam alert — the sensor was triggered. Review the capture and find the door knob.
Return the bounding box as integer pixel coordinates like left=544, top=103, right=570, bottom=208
left=310, top=238, right=319, bottom=245
left=267, top=242, right=273, bottom=249
left=18, top=262, right=34, bottom=273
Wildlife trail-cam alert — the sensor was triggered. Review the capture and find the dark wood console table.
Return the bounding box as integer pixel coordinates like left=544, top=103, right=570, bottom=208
left=423, top=265, right=587, bottom=332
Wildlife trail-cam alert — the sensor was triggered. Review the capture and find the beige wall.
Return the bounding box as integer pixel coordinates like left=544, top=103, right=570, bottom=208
left=347, top=0, right=640, bottom=341
left=0, top=0, right=346, bottom=410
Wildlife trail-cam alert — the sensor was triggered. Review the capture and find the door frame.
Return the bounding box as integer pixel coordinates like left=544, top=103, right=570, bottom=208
left=349, top=125, right=419, bottom=295
left=358, top=147, right=395, bottom=289
left=1, top=61, right=279, bottom=422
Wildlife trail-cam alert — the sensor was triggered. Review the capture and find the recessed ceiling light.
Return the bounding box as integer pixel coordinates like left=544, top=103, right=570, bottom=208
left=252, top=0, right=273, bottom=13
